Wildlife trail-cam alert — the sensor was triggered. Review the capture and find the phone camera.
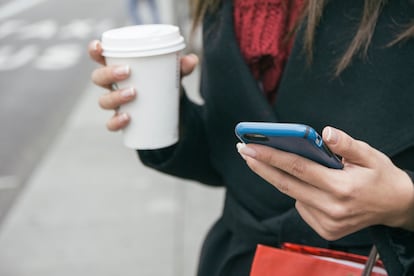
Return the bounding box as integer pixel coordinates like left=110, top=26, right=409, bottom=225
left=315, top=135, right=322, bottom=146
left=243, top=133, right=269, bottom=142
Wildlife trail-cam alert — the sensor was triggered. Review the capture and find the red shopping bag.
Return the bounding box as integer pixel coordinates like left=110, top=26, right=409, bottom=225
left=250, top=244, right=388, bottom=276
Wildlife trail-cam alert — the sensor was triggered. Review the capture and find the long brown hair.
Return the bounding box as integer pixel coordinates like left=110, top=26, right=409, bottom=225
left=191, top=0, right=414, bottom=76
left=190, top=0, right=221, bottom=29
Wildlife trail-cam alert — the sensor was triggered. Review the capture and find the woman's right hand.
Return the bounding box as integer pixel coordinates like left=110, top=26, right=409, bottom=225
left=88, top=40, right=199, bottom=131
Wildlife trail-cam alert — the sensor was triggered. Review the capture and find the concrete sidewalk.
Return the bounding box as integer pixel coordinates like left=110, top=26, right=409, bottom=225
left=0, top=65, right=224, bottom=275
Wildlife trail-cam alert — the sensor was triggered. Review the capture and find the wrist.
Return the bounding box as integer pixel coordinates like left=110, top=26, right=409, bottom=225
left=391, top=170, right=414, bottom=231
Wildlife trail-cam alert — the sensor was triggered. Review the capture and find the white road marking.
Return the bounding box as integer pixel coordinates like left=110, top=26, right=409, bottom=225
left=59, top=19, right=94, bottom=39
left=0, top=44, right=38, bottom=71
left=0, top=20, right=25, bottom=39
left=0, top=18, right=116, bottom=71
left=34, top=44, right=82, bottom=70
left=0, top=0, right=47, bottom=21
left=18, top=20, right=57, bottom=40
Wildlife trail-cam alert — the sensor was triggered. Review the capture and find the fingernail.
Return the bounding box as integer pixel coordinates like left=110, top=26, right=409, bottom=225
left=189, top=53, right=199, bottom=63
left=236, top=143, right=248, bottom=160
left=118, top=113, right=129, bottom=123
left=237, top=143, right=257, bottom=158
left=326, top=127, right=338, bottom=144
left=93, top=40, right=101, bottom=51
left=121, top=87, right=136, bottom=98
left=113, top=66, right=130, bottom=77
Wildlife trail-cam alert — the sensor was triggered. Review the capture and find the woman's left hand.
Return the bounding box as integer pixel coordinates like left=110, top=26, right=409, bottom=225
left=237, top=126, right=414, bottom=240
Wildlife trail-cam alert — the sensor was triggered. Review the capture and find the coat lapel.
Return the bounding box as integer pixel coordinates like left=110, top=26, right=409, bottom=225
left=201, top=0, right=277, bottom=125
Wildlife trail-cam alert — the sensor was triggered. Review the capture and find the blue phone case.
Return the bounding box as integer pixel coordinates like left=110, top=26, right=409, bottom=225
left=235, top=122, right=343, bottom=169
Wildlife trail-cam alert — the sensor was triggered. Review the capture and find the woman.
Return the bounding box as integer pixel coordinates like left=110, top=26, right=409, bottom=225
left=89, top=0, right=414, bottom=275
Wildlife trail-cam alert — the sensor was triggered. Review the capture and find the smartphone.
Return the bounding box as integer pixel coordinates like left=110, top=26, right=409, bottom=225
left=235, top=122, right=343, bottom=169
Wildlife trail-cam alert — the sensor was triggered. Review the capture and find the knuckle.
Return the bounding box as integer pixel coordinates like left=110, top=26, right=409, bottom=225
left=106, top=118, right=119, bottom=131
left=94, top=67, right=116, bottom=86
left=356, top=140, right=372, bottom=154
left=334, top=184, right=354, bottom=200
left=277, top=180, right=289, bottom=193
left=319, top=220, right=344, bottom=241
left=99, top=93, right=116, bottom=109
left=326, top=204, right=348, bottom=220
left=98, top=97, right=105, bottom=109
left=93, top=68, right=111, bottom=86
left=262, top=151, right=276, bottom=165
left=91, top=69, right=101, bottom=85
left=98, top=95, right=109, bottom=109
left=320, top=230, right=341, bottom=241
left=288, top=157, right=307, bottom=177
left=106, top=120, right=115, bottom=131
left=344, top=136, right=354, bottom=150
left=356, top=140, right=369, bottom=148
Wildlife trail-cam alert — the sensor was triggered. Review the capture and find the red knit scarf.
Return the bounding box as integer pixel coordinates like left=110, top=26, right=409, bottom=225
left=233, top=0, right=304, bottom=103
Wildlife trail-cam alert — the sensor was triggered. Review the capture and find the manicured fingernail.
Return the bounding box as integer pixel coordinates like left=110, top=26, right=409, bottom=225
left=93, top=40, right=101, bottom=51
left=236, top=143, right=247, bottom=160
left=113, top=66, right=130, bottom=77
left=326, top=127, right=338, bottom=144
left=188, top=53, right=199, bottom=63
left=121, top=87, right=136, bottom=98
left=237, top=143, right=257, bottom=158
left=236, top=142, right=245, bottom=152
left=118, top=113, right=129, bottom=123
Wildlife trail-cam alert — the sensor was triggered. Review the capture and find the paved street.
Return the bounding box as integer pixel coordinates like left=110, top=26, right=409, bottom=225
left=0, top=0, right=185, bottom=221
left=0, top=0, right=224, bottom=275
left=0, top=0, right=123, bottom=221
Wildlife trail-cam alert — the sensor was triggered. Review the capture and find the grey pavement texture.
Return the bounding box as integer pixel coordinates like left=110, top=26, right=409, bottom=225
left=0, top=65, right=225, bottom=276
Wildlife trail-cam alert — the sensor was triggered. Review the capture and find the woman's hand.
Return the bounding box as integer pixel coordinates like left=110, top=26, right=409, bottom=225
left=88, top=40, right=199, bottom=131
left=237, top=126, right=414, bottom=240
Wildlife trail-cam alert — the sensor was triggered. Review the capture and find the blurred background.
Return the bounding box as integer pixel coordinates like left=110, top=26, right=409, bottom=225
left=0, top=0, right=224, bottom=275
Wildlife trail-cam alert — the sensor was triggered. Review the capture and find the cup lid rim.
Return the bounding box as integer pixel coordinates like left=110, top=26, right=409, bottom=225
left=101, top=24, right=184, bottom=54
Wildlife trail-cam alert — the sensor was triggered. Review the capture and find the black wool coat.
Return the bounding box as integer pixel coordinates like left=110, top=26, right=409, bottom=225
left=139, top=0, right=414, bottom=275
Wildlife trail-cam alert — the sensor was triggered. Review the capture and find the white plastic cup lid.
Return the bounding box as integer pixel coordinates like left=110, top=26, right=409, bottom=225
left=101, top=24, right=185, bottom=57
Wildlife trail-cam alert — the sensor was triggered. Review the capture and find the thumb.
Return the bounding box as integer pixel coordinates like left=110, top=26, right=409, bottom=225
left=322, top=126, right=374, bottom=167
left=180, top=54, right=199, bottom=77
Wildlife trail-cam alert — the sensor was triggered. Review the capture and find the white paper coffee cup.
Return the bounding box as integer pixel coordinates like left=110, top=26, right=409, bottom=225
left=101, top=25, right=185, bottom=149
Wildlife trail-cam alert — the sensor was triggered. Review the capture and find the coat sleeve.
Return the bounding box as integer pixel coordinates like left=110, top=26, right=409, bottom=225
left=137, top=93, right=223, bottom=187
left=370, top=170, right=414, bottom=276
